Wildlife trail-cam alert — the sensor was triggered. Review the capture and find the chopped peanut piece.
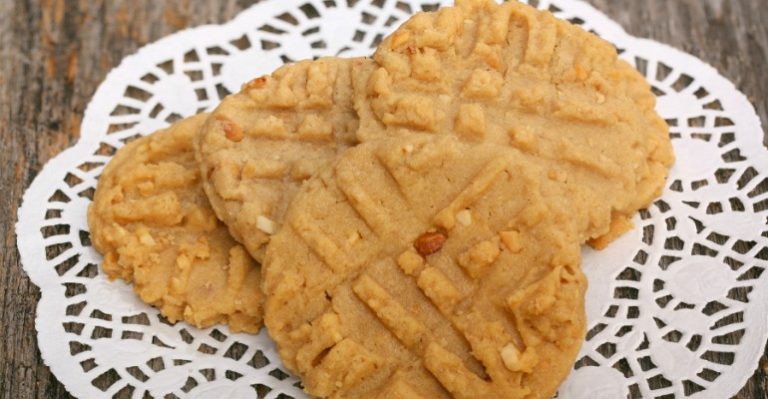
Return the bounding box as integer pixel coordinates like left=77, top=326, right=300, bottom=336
left=500, top=343, right=539, bottom=373
left=243, top=76, right=268, bottom=91
left=414, top=231, right=446, bottom=256
left=216, top=115, right=244, bottom=142
left=256, top=215, right=277, bottom=234
left=456, top=209, right=472, bottom=226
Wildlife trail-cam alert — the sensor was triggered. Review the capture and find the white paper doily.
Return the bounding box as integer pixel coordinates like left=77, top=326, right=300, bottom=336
left=16, top=1, right=767, bottom=398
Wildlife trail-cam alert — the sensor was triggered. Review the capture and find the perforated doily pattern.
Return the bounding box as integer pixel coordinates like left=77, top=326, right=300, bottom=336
left=16, top=1, right=767, bottom=398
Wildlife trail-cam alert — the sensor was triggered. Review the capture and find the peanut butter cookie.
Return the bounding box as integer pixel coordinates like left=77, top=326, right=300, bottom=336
left=195, top=57, right=367, bottom=262
left=263, top=136, right=587, bottom=398
left=89, top=115, right=263, bottom=333
left=355, top=0, right=674, bottom=247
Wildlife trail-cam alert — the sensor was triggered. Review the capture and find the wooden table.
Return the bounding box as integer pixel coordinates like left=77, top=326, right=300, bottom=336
left=1, top=1, right=765, bottom=398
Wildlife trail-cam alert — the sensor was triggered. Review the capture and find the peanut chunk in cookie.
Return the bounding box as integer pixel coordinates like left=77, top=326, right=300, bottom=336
left=414, top=231, right=447, bottom=256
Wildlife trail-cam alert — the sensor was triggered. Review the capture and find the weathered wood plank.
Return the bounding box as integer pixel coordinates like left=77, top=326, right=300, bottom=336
left=0, top=1, right=764, bottom=398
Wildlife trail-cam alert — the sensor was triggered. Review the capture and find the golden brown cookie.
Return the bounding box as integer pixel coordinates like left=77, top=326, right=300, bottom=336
left=88, top=115, right=263, bottom=333
left=195, top=57, right=368, bottom=262
left=263, top=136, right=587, bottom=398
left=354, top=0, right=674, bottom=247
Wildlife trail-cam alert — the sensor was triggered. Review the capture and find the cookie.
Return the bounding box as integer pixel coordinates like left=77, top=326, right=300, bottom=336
left=354, top=0, right=674, bottom=247
left=195, top=57, right=368, bottom=262
left=263, top=136, right=587, bottom=398
left=88, top=114, right=263, bottom=333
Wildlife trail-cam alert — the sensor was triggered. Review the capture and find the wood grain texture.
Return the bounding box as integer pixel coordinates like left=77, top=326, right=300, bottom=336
left=0, top=0, right=765, bottom=398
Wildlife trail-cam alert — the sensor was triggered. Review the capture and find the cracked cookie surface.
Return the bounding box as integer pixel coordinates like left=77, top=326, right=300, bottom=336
left=89, top=114, right=263, bottom=333
left=354, top=0, right=674, bottom=247
left=263, top=136, right=587, bottom=399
